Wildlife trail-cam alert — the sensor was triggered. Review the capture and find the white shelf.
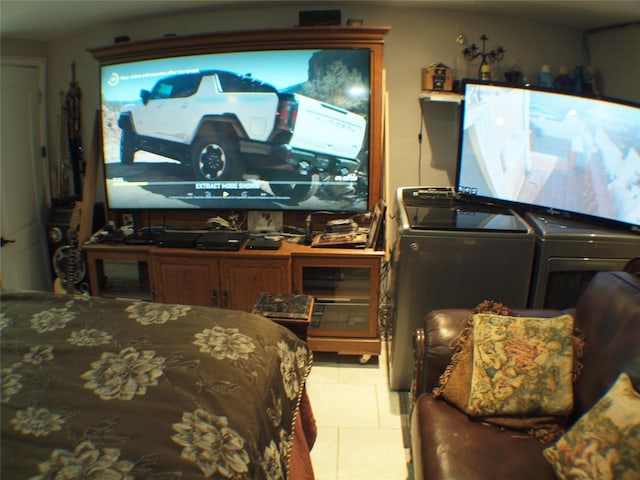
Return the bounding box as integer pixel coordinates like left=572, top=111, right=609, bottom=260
left=418, top=91, right=463, bottom=104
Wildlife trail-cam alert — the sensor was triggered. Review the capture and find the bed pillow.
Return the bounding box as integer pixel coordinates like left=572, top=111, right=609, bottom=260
left=543, top=372, right=640, bottom=479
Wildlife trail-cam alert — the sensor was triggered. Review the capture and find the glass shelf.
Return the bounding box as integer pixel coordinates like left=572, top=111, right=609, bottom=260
left=302, top=266, right=370, bottom=300
left=310, top=302, right=370, bottom=331
left=297, top=262, right=377, bottom=337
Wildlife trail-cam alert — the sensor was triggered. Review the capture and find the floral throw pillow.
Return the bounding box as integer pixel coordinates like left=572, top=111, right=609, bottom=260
left=433, top=300, right=517, bottom=411
left=467, top=313, right=575, bottom=417
left=543, top=372, right=640, bottom=479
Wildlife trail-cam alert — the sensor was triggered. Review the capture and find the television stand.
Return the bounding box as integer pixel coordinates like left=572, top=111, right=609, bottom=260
left=82, top=240, right=384, bottom=359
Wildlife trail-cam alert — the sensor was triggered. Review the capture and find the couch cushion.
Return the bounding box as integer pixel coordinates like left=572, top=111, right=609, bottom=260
left=543, top=372, right=640, bottom=479
left=573, top=272, right=640, bottom=418
left=411, top=393, right=556, bottom=480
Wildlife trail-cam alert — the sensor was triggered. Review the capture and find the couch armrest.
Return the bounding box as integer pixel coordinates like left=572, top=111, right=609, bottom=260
left=410, top=326, right=426, bottom=406
left=411, top=309, right=472, bottom=407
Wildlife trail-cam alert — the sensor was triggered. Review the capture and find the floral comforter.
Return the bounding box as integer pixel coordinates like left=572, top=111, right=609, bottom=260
left=0, top=289, right=314, bottom=479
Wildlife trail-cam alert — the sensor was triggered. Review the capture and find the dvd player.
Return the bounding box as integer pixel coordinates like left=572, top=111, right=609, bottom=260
left=155, top=231, right=205, bottom=248
left=195, top=231, right=249, bottom=251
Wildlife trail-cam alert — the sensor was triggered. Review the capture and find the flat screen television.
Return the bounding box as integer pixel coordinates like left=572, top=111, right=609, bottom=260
left=99, top=48, right=372, bottom=212
left=456, top=80, right=640, bottom=232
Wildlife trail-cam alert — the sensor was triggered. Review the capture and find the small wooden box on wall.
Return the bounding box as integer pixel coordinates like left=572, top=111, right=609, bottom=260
left=421, top=63, right=453, bottom=91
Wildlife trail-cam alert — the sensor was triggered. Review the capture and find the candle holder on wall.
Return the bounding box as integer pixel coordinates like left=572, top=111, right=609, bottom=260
left=462, top=34, right=505, bottom=80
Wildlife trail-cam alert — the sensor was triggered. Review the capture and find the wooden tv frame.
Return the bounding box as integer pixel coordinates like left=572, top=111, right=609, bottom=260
left=87, top=26, right=390, bottom=222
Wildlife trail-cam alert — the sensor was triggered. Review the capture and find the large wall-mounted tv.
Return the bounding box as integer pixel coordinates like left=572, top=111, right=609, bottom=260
left=456, top=81, right=640, bottom=232
left=99, top=47, right=372, bottom=212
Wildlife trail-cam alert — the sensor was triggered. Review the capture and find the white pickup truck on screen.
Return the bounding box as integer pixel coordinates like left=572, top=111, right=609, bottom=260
left=117, top=70, right=367, bottom=201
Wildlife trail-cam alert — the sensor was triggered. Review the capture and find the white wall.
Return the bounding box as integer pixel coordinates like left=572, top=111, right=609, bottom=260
left=5, top=3, right=639, bottom=209
left=586, top=24, right=640, bottom=101
left=1, top=37, right=48, bottom=57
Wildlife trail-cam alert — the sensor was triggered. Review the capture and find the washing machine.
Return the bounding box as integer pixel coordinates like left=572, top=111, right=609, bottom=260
left=389, top=187, right=535, bottom=390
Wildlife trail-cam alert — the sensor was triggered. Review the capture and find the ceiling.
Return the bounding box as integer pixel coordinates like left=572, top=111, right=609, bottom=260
left=1, top=0, right=639, bottom=42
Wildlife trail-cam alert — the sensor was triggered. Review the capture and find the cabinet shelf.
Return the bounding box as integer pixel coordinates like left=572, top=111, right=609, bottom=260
left=85, top=249, right=152, bottom=301
left=310, top=302, right=370, bottom=330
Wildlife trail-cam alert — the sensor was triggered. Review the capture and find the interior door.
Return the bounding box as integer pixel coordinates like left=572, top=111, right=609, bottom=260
left=0, top=60, right=51, bottom=290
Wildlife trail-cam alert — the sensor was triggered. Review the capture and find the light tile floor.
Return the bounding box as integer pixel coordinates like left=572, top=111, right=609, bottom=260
left=305, top=346, right=410, bottom=480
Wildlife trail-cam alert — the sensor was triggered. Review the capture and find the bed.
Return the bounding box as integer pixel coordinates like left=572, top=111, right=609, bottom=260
left=0, top=289, right=316, bottom=479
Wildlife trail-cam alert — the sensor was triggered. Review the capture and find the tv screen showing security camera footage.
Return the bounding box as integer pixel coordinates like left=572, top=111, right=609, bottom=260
left=100, top=48, right=372, bottom=212
left=456, top=81, right=640, bottom=230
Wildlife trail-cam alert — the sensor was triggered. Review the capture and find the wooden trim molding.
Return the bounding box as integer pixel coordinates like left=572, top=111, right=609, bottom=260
left=87, top=26, right=391, bottom=64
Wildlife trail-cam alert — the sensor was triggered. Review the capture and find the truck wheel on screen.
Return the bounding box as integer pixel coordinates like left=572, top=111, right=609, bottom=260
left=191, top=135, right=242, bottom=181
left=270, top=173, right=317, bottom=203
left=120, top=128, right=137, bottom=164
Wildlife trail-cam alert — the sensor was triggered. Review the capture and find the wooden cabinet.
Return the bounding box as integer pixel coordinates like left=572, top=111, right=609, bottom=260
left=292, top=253, right=382, bottom=358
left=151, top=249, right=290, bottom=311
left=152, top=252, right=220, bottom=306
left=219, top=258, right=290, bottom=311
left=83, top=242, right=382, bottom=357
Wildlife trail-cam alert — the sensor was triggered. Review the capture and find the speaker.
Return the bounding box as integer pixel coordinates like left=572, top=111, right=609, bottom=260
left=299, top=9, right=341, bottom=26
left=46, top=201, right=105, bottom=294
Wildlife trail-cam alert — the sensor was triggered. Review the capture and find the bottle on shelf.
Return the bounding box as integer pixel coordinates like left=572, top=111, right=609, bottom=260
left=538, top=65, right=554, bottom=88
left=553, top=66, right=572, bottom=91
left=479, top=62, right=491, bottom=81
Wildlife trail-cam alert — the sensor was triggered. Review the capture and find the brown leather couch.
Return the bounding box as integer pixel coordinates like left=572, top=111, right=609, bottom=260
left=410, top=270, right=640, bottom=480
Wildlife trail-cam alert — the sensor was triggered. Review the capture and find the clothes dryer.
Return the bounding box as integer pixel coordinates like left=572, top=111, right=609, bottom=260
left=525, top=213, right=640, bottom=309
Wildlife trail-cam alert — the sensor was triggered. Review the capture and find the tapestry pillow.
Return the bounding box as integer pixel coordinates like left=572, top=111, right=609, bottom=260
left=433, top=300, right=516, bottom=412
left=543, top=372, right=640, bottom=479
left=467, top=313, right=575, bottom=417
left=433, top=309, right=582, bottom=438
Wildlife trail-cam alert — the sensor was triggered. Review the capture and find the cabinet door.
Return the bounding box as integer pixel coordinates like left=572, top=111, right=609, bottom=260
left=153, top=255, right=220, bottom=307
left=219, top=258, right=290, bottom=312
left=293, top=256, right=380, bottom=338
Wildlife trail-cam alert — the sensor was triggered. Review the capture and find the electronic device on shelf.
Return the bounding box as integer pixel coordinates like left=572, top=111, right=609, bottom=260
left=97, top=45, right=375, bottom=215
left=124, top=229, right=158, bottom=245
left=155, top=231, right=206, bottom=249
left=245, top=237, right=282, bottom=250
left=455, top=80, right=640, bottom=233
left=195, top=231, right=249, bottom=251
left=401, top=186, right=458, bottom=205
